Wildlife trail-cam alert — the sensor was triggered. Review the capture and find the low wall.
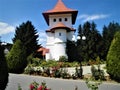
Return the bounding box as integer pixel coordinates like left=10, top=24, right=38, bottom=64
left=65, top=64, right=109, bottom=76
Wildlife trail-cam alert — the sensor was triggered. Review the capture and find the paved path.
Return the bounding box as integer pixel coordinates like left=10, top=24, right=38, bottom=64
left=6, top=74, right=120, bottom=90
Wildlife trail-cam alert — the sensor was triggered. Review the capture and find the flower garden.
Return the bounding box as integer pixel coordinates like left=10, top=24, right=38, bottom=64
left=17, top=59, right=109, bottom=90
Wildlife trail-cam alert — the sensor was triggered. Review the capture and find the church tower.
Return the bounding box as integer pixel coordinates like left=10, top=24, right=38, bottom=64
left=42, top=0, right=78, bottom=60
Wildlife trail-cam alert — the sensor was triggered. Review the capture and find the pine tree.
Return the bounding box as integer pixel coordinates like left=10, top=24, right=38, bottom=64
left=13, top=21, right=39, bottom=56
left=6, top=40, right=27, bottom=73
left=77, top=22, right=102, bottom=61
left=106, top=31, right=120, bottom=82
left=0, top=41, right=9, bottom=90
left=102, top=22, right=120, bottom=60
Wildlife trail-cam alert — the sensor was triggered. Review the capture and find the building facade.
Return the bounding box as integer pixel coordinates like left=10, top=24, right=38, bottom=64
left=42, top=0, right=78, bottom=60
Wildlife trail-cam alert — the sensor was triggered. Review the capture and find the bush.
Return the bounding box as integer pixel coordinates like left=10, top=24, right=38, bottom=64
left=85, top=78, right=102, bottom=90
left=24, top=65, right=34, bottom=75
left=6, top=40, right=27, bottom=73
left=0, top=43, right=9, bottom=90
left=59, top=56, right=68, bottom=62
left=91, top=65, right=105, bottom=80
left=75, top=66, right=83, bottom=79
left=107, top=31, right=120, bottom=82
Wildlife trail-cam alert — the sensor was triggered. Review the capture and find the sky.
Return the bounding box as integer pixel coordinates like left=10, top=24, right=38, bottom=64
left=0, top=0, right=120, bottom=46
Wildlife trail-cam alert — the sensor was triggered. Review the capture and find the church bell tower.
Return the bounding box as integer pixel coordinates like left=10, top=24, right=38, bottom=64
left=42, top=0, right=78, bottom=60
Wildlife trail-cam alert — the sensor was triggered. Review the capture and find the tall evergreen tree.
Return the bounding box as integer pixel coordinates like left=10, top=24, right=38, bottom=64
left=66, top=40, right=77, bottom=62
left=106, top=31, right=120, bottom=82
left=13, top=21, right=39, bottom=56
left=0, top=40, right=9, bottom=90
left=102, top=22, right=120, bottom=60
left=77, top=22, right=103, bottom=61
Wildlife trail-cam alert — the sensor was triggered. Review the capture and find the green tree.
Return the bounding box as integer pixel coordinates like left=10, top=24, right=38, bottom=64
left=77, top=22, right=103, bottom=62
left=13, top=21, right=39, bottom=56
left=0, top=41, right=9, bottom=90
left=66, top=40, right=77, bottom=62
left=106, top=31, right=120, bottom=82
left=6, top=40, right=27, bottom=73
left=102, top=22, right=120, bottom=60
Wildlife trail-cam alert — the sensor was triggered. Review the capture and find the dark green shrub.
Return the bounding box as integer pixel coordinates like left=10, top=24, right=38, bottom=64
left=86, top=78, right=102, bottom=90
left=75, top=66, right=83, bottom=79
left=61, top=68, right=71, bottom=79
left=54, top=68, right=61, bottom=78
left=6, top=40, right=27, bottom=73
left=91, top=65, right=105, bottom=80
left=24, top=65, right=34, bottom=75
left=59, top=56, right=68, bottom=62
left=0, top=43, right=9, bottom=90
left=107, top=31, right=120, bottom=82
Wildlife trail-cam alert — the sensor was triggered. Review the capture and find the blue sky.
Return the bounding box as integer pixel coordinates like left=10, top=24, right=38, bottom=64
left=0, top=0, right=120, bottom=46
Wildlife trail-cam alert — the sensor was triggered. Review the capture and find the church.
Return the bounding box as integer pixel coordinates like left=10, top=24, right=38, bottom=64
left=42, top=0, right=78, bottom=60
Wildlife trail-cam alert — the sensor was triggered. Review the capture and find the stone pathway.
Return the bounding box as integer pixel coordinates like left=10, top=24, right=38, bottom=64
left=6, top=73, right=120, bottom=90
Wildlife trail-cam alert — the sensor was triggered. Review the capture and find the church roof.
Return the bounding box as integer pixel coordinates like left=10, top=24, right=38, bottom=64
left=43, top=0, right=78, bottom=25
left=46, top=22, right=75, bottom=32
left=46, top=0, right=75, bottom=13
left=37, top=47, right=49, bottom=56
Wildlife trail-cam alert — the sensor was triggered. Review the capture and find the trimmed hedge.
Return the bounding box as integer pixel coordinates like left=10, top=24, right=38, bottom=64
left=107, top=31, right=120, bottom=82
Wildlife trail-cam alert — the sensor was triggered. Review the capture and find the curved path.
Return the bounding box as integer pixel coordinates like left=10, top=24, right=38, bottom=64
left=6, top=74, right=120, bottom=90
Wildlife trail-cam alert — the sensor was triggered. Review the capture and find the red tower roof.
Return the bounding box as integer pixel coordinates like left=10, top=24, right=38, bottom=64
left=46, top=22, right=76, bottom=33
left=42, top=0, right=78, bottom=25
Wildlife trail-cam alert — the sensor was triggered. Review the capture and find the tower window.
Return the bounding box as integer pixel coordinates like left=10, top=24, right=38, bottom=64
left=53, top=18, right=56, bottom=22
left=59, top=33, right=61, bottom=36
left=65, top=18, right=67, bottom=21
left=59, top=18, right=62, bottom=22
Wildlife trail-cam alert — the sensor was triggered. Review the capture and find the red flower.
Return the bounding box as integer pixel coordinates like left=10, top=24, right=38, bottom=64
left=37, top=86, right=43, bottom=90
left=30, top=84, right=35, bottom=90
left=45, top=88, right=49, bottom=90
left=37, top=85, right=49, bottom=90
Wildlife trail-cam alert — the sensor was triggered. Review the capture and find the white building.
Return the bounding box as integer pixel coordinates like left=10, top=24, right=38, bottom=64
left=42, top=0, right=78, bottom=60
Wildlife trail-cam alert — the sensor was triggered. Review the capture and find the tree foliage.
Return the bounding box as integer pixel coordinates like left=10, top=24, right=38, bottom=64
left=102, top=22, right=120, bottom=60
left=77, top=22, right=103, bottom=62
left=6, top=40, right=27, bottom=73
left=13, top=21, right=39, bottom=56
left=0, top=41, right=9, bottom=90
left=66, top=40, right=77, bottom=62
left=106, top=31, right=120, bottom=82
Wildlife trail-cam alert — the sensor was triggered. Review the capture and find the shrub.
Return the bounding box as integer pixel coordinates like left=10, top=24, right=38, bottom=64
left=91, top=65, right=105, bottom=80
left=61, top=68, right=71, bottom=79
left=27, top=54, right=41, bottom=66
left=107, top=31, right=120, bottom=82
left=75, top=65, right=83, bottom=79
left=6, top=40, right=27, bottom=73
left=85, top=78, right=102, bottom=90
left=0, top=43, right=9, bottom=90
left=24, top=65, right=34, bottom=75
left=59, top=56, right=68, bottom=62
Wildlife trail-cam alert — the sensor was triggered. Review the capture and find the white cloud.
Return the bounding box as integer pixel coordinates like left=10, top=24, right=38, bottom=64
left=77, top=14, right=109, bottom=22
left=0, top=22, right=15, bottom=35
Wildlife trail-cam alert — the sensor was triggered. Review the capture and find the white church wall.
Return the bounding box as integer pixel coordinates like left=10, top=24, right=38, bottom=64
left=54, top=29, right=67, bottom=43
left=67, top=31, right=75, bottom=41
left=49, top=14, right=72, bottom=28
left=46, top=32, right=54, bottom=44
left=54, top=43, right=67, bottom=60
left=46, top=44, right=55, bottom=60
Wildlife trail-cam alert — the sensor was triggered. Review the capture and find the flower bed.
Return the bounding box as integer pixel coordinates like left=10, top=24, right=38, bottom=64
left=18, top=81, right=51, bottom=90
